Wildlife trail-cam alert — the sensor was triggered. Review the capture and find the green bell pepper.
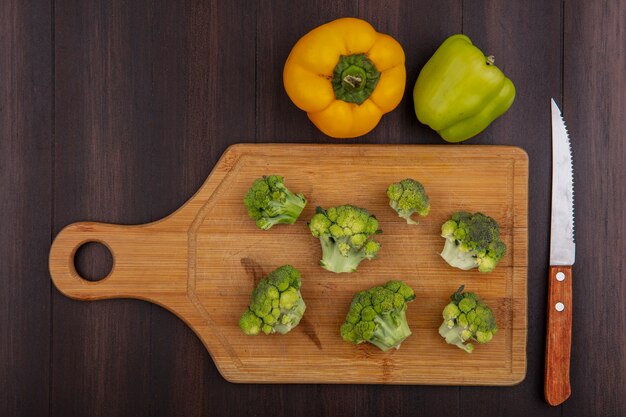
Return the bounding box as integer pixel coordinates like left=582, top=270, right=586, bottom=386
left=413, top=34, right=516, bottom=142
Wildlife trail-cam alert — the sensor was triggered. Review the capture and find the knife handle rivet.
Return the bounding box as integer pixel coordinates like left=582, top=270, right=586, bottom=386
left=555, top=302, right=565, bottom=312
left=556, top=272, right=565, bottom=281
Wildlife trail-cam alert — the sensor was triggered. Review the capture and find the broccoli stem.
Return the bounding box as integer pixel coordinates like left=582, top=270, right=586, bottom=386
left=440, top=238, right=478, bottom=270
left=319, top=236, right=366, bottom=273
left=257, top=214, right=299, bottom=230
left=401, top=213, right=419, bottom=225
left=368, top=309, right=412, bottom=351
left=283, top=191, right=307, bottom=215
left=390, top=201, right=419, bottom=225
left=257, top=193, right=306, bottom=230
left=273, top=297, right=306, bottom=334
left=438, top=322, right=474, bottom=353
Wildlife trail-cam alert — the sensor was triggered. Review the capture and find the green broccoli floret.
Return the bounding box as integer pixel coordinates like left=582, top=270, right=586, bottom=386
left=243, top=175, right=307, bottom=230
left=440, top=211, right=506, bottom=273
left=438, top=285, right=498, bottom=353
left=387, top=178, right=430, bottom=225
left=308, top=205, right=381, bottom=273
left=239, top=265, right=306, bottom=335
left=340, top=280, right=416, bottom=351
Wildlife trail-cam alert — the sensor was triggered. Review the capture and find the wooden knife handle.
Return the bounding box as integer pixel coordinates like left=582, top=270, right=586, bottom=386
left=545, top=265, right=573, bottom=405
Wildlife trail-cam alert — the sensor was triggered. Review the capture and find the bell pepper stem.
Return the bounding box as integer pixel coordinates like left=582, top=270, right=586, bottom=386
left=331, top=54, right=381, bottom=105
left=343, top=75, right=362, bottom=89
left=341, top=65, right=367, bottom=90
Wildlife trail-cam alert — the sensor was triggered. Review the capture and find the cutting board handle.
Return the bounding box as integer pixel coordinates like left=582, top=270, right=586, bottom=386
left=49, top=221, right=186, bottom=301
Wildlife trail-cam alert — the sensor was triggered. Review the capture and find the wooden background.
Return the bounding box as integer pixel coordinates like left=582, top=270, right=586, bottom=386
left=1, top=0, right=624, bottom=416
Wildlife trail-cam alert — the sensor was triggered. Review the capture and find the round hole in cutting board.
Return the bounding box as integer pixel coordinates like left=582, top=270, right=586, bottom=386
left=73, top=241, right=113, bottom=282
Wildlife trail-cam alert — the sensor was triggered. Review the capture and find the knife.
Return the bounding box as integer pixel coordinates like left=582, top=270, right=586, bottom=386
left=545, top=98, right=575, bottom=406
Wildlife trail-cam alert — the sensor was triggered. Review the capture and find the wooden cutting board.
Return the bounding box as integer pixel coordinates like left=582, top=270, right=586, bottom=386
left=49, top=144, right=528, bottom=385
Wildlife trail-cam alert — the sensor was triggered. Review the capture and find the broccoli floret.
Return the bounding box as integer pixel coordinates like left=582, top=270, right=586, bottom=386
left=239, top=265, right=306, bottom=335
left=440, top=211, right=506, bottom=273
left=387, top=178, right=430, bottom=225
left=340, top=280, right=416, bottom=351
left=243, top=175, right=307, bottom=230
left=308, top=205, right=381, bottom=273
left=438, top=285, right=498, bottom=353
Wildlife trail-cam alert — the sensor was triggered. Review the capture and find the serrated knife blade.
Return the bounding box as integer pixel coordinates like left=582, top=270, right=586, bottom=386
left=550, top=98, right=576, bottom=265
left=545, top=98, right=575, bottom=406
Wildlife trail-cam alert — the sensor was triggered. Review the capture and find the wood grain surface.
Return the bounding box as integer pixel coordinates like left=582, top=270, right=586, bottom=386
left=0, top=1, right=52, bottom=416
left=49, top=144, right=528, bottom=385
left=1, top=0, right=624, bottom=415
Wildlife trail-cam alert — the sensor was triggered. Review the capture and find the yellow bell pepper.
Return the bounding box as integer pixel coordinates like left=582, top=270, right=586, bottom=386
left=283, top=18, right=406, bottom=138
